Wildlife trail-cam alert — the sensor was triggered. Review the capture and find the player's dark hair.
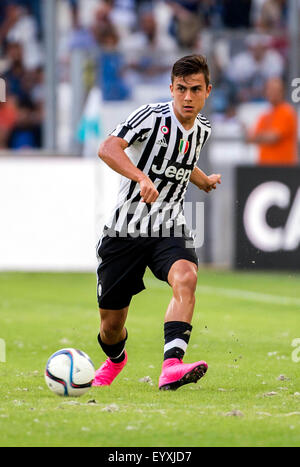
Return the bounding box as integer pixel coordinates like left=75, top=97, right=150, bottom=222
left=171, top=54, right=210, bottom=88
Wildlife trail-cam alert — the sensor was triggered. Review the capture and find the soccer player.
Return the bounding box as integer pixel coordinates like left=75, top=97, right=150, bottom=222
left=93, top=54, right=221, bottom=390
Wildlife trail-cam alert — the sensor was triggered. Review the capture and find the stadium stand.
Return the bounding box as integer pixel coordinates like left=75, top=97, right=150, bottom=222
left=0, top=0, right=296, bottom=155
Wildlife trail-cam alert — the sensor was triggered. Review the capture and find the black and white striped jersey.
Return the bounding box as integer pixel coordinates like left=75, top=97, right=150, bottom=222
left=103, top=101, right=211, bottom=237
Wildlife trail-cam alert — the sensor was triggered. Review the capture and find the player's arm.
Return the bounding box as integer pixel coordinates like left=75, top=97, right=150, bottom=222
left=245, top=131, right=281, bottom=145
left=245, top=115, right=284, bottom=145
left=190, top=167, right=221, bottom=193
left=98, top=135, right=159, bottom=203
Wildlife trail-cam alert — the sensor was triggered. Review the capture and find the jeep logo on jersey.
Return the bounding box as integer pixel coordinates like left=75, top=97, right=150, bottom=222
left=150, top=156, right=193, bottom=185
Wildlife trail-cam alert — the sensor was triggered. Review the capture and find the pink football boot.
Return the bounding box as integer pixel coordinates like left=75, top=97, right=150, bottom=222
left=159, top=358, right=208, bottom=391
left=92, top=351, right=128, bottom=386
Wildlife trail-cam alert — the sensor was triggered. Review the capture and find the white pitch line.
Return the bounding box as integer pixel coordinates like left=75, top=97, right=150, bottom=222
left=144, top=278, right=300, bottom=307
left=196, top=286, right=300, bottom=307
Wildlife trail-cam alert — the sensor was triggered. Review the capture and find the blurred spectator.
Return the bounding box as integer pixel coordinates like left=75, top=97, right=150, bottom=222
left=68, top=0, right=80, bottom=29
left=58, top=1, right=96, bottom=59
left=210, top=38, right=236, bottom=112
left=91, top=0, right=137, bottom=40
left=0, top=3, right=20, bottom=43
left=4, top=62, right=44, bottom=149
left=91, top=0, right=114, bottom=41
left=225, top=34, right=284, bottom=103
left=121, top=6, right=177, bottom=85
left=199, top=0, right=223, bottom=28
left=166, top=0, right=201, bottom=49
left=8, top=94, right=43, bottom=149
left=246, top=77, right=298, bottom=165
left=109, top=0, right=139, bottom=38
left=213, top=102, right=244, bottom=136
left=221, top=0, right=253, bottom=28
left=0, top=95, right=18, bottom=149
left=2, top=42, right=26, bottom=101
left=1, top=3, right=43, bottom=70
left=0, top=1, right=10, bottom=27
left=0, top=1, right=43, bottom=149
left=0, top=1, right=42, bottom=35
left=255, top=0, right=287, bottom=31
left=29, top=66, right=44, bottom=107
left=95, top=23, right=131, bottom=100
left=250, top=0, right=266, bottom=25
left=1, top=44, right=43, bottom=150
left=17, top=0, right=42, bottom=36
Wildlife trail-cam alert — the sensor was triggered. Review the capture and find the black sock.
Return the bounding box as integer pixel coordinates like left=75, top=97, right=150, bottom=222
left=97, top=329, right=128, bottom=363
left=164, top=321, right=192, bottom=361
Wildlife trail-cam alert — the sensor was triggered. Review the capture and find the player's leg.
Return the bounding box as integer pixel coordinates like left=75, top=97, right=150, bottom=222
left=92, top=307, right=129, bottom=386
left=99, top=307, right=128, bottom=346
left=148, top=233, right=208, bottom=391
left=159, top=259, right=208, bottom=390
left=165, top=258, right=198, bottom=324
left=93, top=235, right=147, bottom=386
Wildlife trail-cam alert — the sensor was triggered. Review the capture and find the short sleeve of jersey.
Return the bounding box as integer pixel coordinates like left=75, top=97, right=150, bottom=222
left=110, top=104, right=154, bottom=146
left=202, top=125, right=212, bottom=148
left=197, top=114, right=212, bottom=148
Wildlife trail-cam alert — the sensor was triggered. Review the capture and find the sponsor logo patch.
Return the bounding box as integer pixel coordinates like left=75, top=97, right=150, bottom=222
left=157, top=136, right=168, bottom=147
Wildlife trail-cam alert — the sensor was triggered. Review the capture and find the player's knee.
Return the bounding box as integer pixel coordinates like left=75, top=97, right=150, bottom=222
left=172, top=268, right=197, bottom=297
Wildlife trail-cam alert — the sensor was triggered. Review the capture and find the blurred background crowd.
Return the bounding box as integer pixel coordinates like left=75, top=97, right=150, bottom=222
left=0, top=0, right=297, bottom=156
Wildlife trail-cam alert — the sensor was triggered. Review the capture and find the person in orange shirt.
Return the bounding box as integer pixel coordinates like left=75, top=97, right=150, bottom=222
left=246, top=77, right=298, bottom=165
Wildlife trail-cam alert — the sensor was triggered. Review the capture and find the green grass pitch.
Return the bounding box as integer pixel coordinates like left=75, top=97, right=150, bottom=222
left=0, top=269, right=300, bottom=447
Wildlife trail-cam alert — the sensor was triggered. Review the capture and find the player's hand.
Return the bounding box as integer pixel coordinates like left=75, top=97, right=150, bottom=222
left=203, top=174, right=221, bottom=193
left=138, top=175, right=159, bottom=203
